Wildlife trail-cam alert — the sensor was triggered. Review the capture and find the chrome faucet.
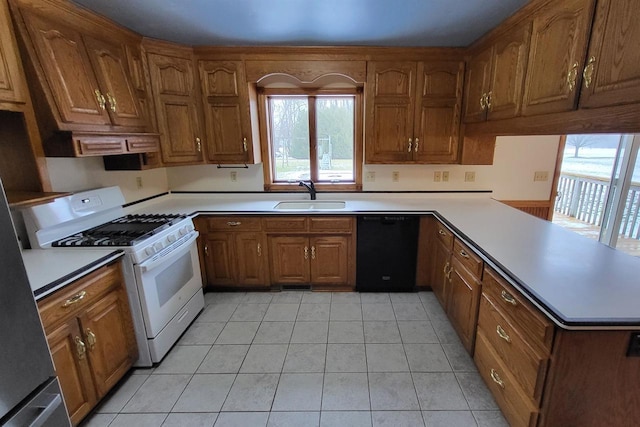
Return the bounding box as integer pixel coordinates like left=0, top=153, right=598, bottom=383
left=298, top=180, right=317, bottom=200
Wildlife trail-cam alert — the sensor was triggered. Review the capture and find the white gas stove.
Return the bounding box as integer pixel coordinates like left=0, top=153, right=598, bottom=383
left=22, top=187, right=204, bottom=366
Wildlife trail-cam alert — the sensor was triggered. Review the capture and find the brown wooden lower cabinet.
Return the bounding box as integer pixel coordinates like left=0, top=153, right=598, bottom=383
left=37, top=261, right=137, bottom=426
left=447, top=257, right=481, bottom=353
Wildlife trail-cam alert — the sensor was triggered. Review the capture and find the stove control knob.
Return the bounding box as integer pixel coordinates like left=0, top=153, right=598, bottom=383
left=167, top=234, right=177, bottom=243
left=179, top=226, right=188, bottom=236
left=145, top=247, right=155, bottom=256
left=187, top=224, right=194, bottom=232
left=153, top=242, right=164, bottom=252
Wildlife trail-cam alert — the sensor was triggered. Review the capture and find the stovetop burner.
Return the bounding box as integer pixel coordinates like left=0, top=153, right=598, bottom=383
left=52, top=213, right=187, bottom=247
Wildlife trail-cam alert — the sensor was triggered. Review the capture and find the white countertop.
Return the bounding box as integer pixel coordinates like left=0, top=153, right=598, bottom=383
left=22, top=248, right=124, bottom=300
left=127, top=192, right=640, bottom=329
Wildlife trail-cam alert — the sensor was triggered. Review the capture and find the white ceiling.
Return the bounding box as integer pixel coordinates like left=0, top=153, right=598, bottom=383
left=72, top=0, right=528, bottom=47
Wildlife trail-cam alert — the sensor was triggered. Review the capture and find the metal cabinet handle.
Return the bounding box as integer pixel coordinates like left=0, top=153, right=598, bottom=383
left=486, top=91, right=493, bottom=110
left=583, top=56, right=596, bottom=88
left=480, top=93, right=487, bottom=110
left=95, top=89, right=106, bottom=110
left=567, top=62, right=579, bottom=91
left=106, top=93, right=117, bottom=113
left=407, top=138, right=413, bottom=152
left=500, top=290, right=517, bottom=306
left=490, top=369, right=505, bottom=388
left=63, top=291, right=87, bottom=307
left=196, top=137, right=202, bottom=152
left=311, top=246, right=316, bottom=260
left=414, top=138, right=419, bottom=152
left=443, top=262, right=450, bottom=276
left=227, top=221, right=242, bottom=226
left=243, top=137, right=248, bottom=152
left=257, top=243, right=261, bottom=257
left=85, top=329, right=97, bottom=350
left=304, top=246, right=309, bottom=260
left=204, top=244, right=209, bottom=257
left=496, top=325, right=511, bottom=343
left=75, top=336, right=86, bottom=360
left=459, top=249, right=470, bottom=259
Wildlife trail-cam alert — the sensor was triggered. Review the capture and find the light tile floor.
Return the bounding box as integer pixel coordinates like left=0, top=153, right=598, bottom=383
left=81, top=291, right=509, bottom=427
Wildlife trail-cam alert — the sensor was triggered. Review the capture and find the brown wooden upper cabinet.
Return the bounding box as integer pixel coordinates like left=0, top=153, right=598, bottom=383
left=19, top=11, right=146, bottom=130
left=578, top=0, right=640, bottom=109
left=147, top=51, right=204, bottom=165
left=521, top=0, right=595, bottom=116
left=0, top=0, right=26, bottom=104
left=464, top=22, right=531, bottom=123
left=365, top=61, right=463, bottom=164
left=199, top=60, right=260, bottom=164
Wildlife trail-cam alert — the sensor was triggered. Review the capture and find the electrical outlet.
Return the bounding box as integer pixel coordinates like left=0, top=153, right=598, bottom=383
left=392, top=171, right=400, bottom=182
left=230, top=171, right=237, bottom=182
left=434, top=171, right=442, bottom=182
left=442, top=171, right=449, bottom=182
left=534, top=171, right=549, bottom=182
left=464, top=171, right=476, bottom=182
left=365, top=171, right=376, bottom=182
left=136, top=176, right=143, bottom=189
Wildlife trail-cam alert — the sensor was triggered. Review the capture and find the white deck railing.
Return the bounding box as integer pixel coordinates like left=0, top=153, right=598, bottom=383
left=555, top=173, right=640, bottom=240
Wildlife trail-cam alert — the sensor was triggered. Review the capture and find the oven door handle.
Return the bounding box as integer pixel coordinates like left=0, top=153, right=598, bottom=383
left=138, top=232, right=199, bottom=273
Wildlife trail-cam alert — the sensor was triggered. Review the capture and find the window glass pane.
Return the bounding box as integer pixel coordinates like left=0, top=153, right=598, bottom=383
left=269, top=96, right=310, bottom=182
left=316, top=96, right=354, bottom=182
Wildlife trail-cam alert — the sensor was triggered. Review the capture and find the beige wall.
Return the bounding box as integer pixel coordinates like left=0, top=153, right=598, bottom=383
left=46, top=135, right=560, bottom=203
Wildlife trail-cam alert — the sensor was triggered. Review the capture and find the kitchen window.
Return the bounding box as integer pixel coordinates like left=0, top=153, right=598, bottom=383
left=259, top=89, right=363, bottom=191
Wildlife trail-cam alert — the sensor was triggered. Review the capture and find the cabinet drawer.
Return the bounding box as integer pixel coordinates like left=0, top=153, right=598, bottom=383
left=435, top=221, right=454, bottom=249
left=483, top=267, right=554, bottom=354
left=207, top=216, right=262, bottom=232
left=38, top=263, right=122, bottom=331
left=126, top=136, right=160, bottom=153
left=477, top=294, right=549, bottom=403
left=453, top=239, right=483, bottom=279
left=75, top=136, right=125, bottom=156
left=474, top=331, right=539, bottom=427
left=309, top=216, right=353, bottom=233
left=264, top=217, right=308, bottom=232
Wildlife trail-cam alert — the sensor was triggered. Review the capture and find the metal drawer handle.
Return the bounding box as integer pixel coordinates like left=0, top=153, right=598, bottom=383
left=496, top=325, right=511, bottom=343
left=311, top=246, right=316, bottom=260
left=257, top=243, right=262, bottom=257
left=243, top=137, right=248, bottom=152
left=438, top=229, right=446, bottom=236
left=63, top=291, right=87, bottom=307
left=227, top=221, right=242, bottom=226
left=459, top=249, right=470, bottom=259
left=490, top=369, right=505, bottom=388
left=304, top=246, right=309, bottom=260
left=75, top=336, right=86, bottom=360
left=85, top=329, right=97, bottom=350
left=500, top=290, right=517, bottom=306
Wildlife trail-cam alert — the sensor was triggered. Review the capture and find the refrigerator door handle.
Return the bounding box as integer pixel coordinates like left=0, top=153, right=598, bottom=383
left=30, top=394, right=63, bottom=427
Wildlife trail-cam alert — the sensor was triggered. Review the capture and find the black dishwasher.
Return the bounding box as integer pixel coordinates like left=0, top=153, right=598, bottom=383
left=356, top=215, right=419, bottom=292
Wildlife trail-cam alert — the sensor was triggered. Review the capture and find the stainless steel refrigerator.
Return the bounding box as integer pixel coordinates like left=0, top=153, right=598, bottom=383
left=0, top=180, right=69, bottom=426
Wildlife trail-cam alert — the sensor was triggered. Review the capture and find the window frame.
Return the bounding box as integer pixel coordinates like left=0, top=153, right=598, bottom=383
left=258, top=87, right=363, bottom=192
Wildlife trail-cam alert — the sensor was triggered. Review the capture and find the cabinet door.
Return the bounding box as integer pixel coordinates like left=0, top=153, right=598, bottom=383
left=147, top=53, right=204, bottom=164
left=431, top=239, right=452, bottom=309
left=578, top=0, right=640, bottom=109
left=235, top=232, right=268, bottom=287
left=365, top=61, right=416, bottom=163
left=522, top=0, right=595, bottom=116
left=310, top=236, right=349, bottom=285
left=0, top=0, right=26, bottom=103
left=84, top=36, right=147, bottom=128
left=269, top=236, right=310, bottom=284
left=46, top=319, right=96, bottom=425
left=448, top=258, right=481, bottom=353
left=200, top=60, right=253, bottom=163
left=414, top=61, right=463, bottom=163
left=463, top=47, right=492, bottom=123
left=22, top=12, right=110, bottom=126
left=79, top=288, right=137, bottom=398
left=203, top=232, right=236, bottom=286
left=487, top=23, right=531, bottom=120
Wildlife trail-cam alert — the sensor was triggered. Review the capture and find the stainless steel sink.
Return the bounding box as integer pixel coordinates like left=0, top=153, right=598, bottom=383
left=274, top=201, right=346, bottom=210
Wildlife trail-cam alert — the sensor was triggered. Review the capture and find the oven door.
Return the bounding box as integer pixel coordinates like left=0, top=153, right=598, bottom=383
left=133, top=232, right=202, bottom=338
